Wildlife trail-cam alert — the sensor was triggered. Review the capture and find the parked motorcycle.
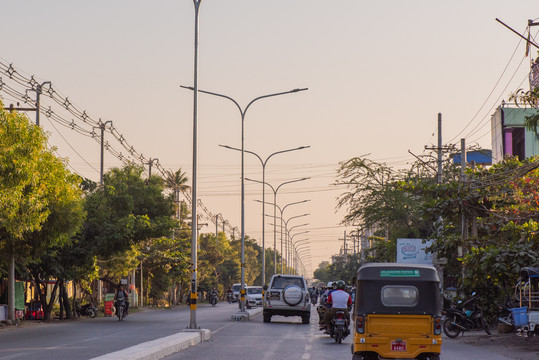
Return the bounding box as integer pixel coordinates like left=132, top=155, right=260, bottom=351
left=115, top=299, right=126, bottom=321
left=76, top=302, right=98, bottom=318
left=442, top=292, right=491, bottom=338
left=329, top=310, right=350, bottom=343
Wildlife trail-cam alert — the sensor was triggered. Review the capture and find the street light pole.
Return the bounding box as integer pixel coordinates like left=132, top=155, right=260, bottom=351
left=178, top=87, right=307, bottom=314
left=288, top=230, right=309, bottom=274
left=188, top=0, right=202, bottom=330
left=220, top=145, right=309, bottom=286
left=247, top=179, right=309, bottom=273
left=286, top=224, right=309, bottom=273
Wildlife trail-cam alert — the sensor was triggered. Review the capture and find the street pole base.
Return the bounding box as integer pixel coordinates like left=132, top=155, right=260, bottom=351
left=231, top=311, right=249, bottom=321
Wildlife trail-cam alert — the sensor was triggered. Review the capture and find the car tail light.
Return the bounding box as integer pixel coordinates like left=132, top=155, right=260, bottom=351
left=433, top=316, right=441, bottom=335
left=356, top=315, right=365, bottom=334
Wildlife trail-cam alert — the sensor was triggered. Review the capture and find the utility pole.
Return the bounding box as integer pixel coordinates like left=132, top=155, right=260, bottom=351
left=35, top=81, right=51, bottom=126
left=215, top=214, right=221, bottom=237
left=94, top=120, right=111, bottom=306
left=147, top=158, right=158, bottom=177
left=460, top=138, right=467, bottom=258
left=97, top=120, right=113, bottom=185
left=425, top=113, right=452, bottom=183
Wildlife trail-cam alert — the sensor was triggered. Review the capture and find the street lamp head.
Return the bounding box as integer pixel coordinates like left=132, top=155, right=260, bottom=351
left=291, top=88, right=309, bottom=92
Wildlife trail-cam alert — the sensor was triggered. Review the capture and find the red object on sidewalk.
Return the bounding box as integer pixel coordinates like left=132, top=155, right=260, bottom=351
left=104, top=301, right=114, bottom=317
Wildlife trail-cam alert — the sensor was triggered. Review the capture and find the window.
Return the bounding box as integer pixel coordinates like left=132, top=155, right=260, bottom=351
left=381, top=285, right=418, bottom=307
left=271, top=277, right=305, bottom=289
left=247, top=288, right=263, bottom=295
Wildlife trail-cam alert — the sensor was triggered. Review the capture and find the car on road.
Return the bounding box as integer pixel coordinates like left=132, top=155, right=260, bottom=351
left=263, top=274, right=311, bottom=324
left=241, top=286, right=263, bottom=308
left=231, top=283, right=246, bottom=302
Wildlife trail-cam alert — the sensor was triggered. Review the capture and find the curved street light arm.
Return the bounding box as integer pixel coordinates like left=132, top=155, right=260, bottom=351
left=285, top=213, right=310, bottom=227
left=246, top=177, right=275, bottom=194
left=276, top=177, right=310, bottom=193
left=244, top=88, right=308, bottom=114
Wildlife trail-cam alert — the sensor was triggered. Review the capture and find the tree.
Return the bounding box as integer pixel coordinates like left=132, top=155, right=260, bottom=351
left=313, top=261, right=331, bottom=283
left=165, top=169, right=190, bottom=221
left=1, top=102, right=83, bottom=320
left=83, top=165, right=176, bottom=286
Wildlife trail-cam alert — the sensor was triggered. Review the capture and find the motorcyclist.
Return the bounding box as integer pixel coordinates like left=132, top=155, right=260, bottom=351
left=320, top=280, right=352, bottom=332
left=114, top=285, right=129, bottom=316
left=226, top=287, right=233, bottom=303
left=209, top=288, right=218, bottom=301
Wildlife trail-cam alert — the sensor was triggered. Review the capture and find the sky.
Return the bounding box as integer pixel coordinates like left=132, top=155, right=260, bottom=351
left=1, top=1, right=538, bottom=277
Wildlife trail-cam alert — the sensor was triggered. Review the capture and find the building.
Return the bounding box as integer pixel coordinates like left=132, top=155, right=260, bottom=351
left=491, top=105, right=539, bottom=163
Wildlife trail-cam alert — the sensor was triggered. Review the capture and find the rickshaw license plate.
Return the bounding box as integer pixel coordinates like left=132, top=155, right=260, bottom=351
left=391, top=341, right=407, bottom=351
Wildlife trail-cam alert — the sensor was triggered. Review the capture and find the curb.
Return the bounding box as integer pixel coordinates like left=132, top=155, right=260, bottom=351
left=90, top=329, right=211, bottom=360
left=231, top=307, right=263, bottom=321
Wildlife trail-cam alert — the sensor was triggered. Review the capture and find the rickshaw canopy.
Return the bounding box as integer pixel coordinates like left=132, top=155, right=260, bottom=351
left=355, top=263, right=442, bottom=316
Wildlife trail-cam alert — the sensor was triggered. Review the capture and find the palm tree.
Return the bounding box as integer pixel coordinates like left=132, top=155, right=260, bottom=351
left=165, top=169, right=190, bottom=220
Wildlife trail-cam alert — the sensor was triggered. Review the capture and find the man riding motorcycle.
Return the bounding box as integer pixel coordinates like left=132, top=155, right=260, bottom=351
left=320, top=280, right=352, bottom=332
left=114, top=285, right=129, bottom=316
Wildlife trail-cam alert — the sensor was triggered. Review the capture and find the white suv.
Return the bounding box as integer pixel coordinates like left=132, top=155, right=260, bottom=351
left=263, top=274, right=311, bottom=324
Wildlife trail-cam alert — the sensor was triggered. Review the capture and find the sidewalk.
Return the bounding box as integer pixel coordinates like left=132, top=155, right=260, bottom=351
left=444, top=330, right=539, bottom=360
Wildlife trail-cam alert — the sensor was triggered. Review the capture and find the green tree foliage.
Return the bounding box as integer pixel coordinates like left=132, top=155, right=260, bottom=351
left=337, top=152, right=539, bottom=308
left=313, top=254, right=361, bottom=285
left=1, top=103, right=86, bottom=320
left=83, top=165, right=176, bottom=284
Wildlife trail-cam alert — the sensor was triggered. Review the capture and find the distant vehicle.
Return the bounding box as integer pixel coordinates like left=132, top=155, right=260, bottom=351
left=245, top=286, right=263, bottom=308
left=263, top=274, right=311, bottom=324
left=231, top=283, right=247, bottom=303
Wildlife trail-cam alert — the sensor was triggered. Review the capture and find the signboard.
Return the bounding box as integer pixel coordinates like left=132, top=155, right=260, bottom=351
left=396, top=238, right=433, bottom=265
left=380, top=270, right=420, bottom=278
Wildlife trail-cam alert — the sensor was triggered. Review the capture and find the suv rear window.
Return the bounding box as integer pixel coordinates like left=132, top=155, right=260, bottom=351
left=271, top=277, right=305, bottom=289
left=381, top=285, right=418, bottom=307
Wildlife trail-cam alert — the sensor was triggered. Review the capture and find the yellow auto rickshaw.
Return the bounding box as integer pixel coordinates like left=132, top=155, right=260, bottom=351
left=352, top=263, right=442, bottom=360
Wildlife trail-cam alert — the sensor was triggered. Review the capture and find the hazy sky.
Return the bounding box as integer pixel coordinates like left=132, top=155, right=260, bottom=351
left=1, top=1, right=538, bottom=275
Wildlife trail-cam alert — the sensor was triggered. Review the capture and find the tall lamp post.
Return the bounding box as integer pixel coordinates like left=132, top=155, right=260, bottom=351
left=292, top=238, right=310, bottom=274
left=288, top=230, right=309, bottom=274
left=219, top=144, right=309, bottom=287
left=187, top=0, right=202, bottom=330
left=247, top=178, right=309, bottom=273
left=285, top=223, right=309, bottom=273
left=180, top=86, right=307, bottom=313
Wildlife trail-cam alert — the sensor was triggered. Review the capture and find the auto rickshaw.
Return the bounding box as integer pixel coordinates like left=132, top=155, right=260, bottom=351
left=514, top=267, right=539, bottom=336
left=352, top=263, right=442, bottom=360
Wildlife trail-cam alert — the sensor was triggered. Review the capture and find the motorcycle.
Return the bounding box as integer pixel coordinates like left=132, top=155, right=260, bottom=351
left=329, top=310, right=350, bottom=343
left=210, top=293, right=218, bottom=307
left=310, top=293, right=318, bottom=305
left=76, top=302, right=98, bottom=318
left=317, top=305, right=327, bottom=325
left=442, top=292, right=491, bottom=338
left=227, top=292, right=234, bottom=304
left=115, top=299, right=126, bottom=321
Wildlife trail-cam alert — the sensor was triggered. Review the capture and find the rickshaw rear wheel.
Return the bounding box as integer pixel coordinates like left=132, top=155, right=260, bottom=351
left=442, top=318, right=460, bottom=338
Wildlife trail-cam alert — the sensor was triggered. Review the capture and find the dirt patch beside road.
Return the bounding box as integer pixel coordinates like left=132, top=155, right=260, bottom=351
left=446, top=331, right=539, bottom=360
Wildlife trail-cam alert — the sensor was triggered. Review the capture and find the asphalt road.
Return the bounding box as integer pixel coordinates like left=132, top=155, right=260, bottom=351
left=0, top=302, right=234, bottom=360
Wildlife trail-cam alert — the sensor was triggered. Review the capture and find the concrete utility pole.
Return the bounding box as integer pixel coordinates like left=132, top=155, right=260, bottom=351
left=437, top=113, right=443, bottom=184
left=147, top=158, right=158, bottom=177
left=460, top=138, right=467, bottom=258
left=35, top=81, right=51, bottom=126
left=215, top=213, right=221, bottom=237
